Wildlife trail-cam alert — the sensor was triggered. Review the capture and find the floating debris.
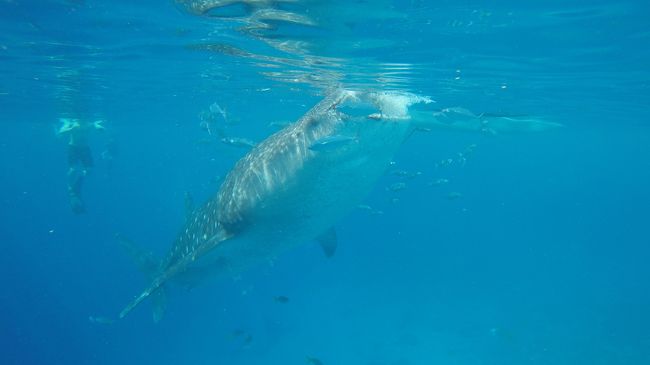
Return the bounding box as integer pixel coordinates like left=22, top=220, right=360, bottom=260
left=199, top=100, right=233, bottom=137
left=274, top=295, right=289, bottom=304
left=309, top=135, right=358, bottom=151
left=220, top=137, right=256, bottom=148
left=209, top=102, right=228, bottom=123
left=199, top=120, right=214, bottom=136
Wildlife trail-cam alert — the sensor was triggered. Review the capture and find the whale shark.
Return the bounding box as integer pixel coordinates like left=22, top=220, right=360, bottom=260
left=115, top=89, right=560, bottom=321
left=419, top=107, right=563, bottom=135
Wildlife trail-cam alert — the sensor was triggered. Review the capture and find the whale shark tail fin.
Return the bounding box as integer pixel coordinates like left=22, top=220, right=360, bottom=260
left=118, top=279, right=167, bottom=323
left=115, top=234, right=167, bottom=323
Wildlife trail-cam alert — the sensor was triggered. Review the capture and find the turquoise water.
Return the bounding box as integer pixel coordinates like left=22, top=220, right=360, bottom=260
left=1, top=1, right=649, bottom=364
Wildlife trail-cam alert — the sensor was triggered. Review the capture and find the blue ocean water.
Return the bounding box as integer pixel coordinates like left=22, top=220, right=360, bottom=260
left=1, top=0, right=649, bottom=364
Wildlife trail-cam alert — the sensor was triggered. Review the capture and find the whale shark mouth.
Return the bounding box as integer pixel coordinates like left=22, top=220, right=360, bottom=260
left=367, top=91, right=435, bottom=119
left=337, top=90, right=435, bottom=121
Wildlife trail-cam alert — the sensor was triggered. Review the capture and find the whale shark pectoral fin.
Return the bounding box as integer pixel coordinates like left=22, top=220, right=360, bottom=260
left=316, top=227, right=338, bottom=258
left=151, top=288, right=167, bottom=323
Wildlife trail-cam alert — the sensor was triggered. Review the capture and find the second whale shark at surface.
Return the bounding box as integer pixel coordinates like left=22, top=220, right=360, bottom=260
left=114, top=89, right=561, bottom=322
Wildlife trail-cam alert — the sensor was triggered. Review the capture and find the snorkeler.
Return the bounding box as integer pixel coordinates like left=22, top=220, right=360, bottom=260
left=56, top=118, right=105, bottom=214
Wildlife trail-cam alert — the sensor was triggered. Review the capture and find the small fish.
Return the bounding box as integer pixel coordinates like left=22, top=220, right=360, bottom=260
left=387, top=182, right=406, bottom=192
left=464, top=143, right=477, bottom=154
left=446, top=192, right=463, bottom=200
left=357, top=204, right=383, bottom=215
left=309, top=135, right=358, bottom=151
left=435, top=158, right=455, bottom=168
left=274, top=295, right=289, bottom=304
left=221, top=137, right=256, bottom=148
left=407, top=171, right=423, bottom=180
left=268, top=121, right=292, bottom=129
left=88, top=316, right=114, bottom=325
left=428, top=178, right=449, bottom=186
left=243, top=334, right=253, bottom=345
left=389, top=169, right=409, bottom=177
left=231, top=329, right=245, bottom=338
left=306, top=356, right=324, bottom=365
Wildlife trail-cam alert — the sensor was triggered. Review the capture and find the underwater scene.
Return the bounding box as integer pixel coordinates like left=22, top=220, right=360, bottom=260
left=1, top=0, right=649, bottom=364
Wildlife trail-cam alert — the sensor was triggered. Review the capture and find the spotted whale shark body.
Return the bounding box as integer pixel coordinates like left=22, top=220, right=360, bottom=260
left=115, top=89, right=558, bottom=321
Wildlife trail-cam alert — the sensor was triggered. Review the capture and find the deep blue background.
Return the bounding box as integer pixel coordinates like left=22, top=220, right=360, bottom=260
left=1, top=1, right=649, bottom=364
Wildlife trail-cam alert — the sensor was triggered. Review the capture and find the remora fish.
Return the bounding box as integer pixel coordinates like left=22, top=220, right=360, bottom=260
left=423, top=107, right=563, bottom=134
left=113, top=89, right=547, bottom=321
left=308, top=134, right=357, bottom=151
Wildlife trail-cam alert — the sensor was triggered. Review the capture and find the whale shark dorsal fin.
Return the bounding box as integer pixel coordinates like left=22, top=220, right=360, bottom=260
left=316, top=227, right=338, bottom=258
